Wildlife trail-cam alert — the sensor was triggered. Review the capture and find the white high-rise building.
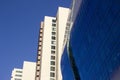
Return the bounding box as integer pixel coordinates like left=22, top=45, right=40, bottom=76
left=35, top=7, right=70, bottom=80
left=11, top=61, right=36, bottom=80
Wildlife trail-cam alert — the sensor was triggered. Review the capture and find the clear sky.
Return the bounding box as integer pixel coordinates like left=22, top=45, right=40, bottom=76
left=0, top=0, right=71, bottom=79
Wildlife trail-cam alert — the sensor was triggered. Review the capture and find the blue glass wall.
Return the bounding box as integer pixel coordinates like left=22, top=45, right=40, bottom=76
left=61, top=45, right=74, bottom=80
left=61, top=0, right=120, bottom=80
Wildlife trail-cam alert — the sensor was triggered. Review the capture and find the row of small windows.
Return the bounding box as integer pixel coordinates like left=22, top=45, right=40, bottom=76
left=52, top=19, right=56, bottom=31
left=36, top=27, right=43, bottom=79
left=50, top=19, right=56, bottom=79
left=52, top=19, right=56, bottom=27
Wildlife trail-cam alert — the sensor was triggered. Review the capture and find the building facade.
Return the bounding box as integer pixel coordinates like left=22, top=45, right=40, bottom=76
left=11, top=68, right=23, bottom=80
left=11, top=61, right=36, bottom=80
left=22, top=61, right=36, bottom=80
left=61, top=0, right=120, bottom=80
left=35, top=7, right=70, bottom=80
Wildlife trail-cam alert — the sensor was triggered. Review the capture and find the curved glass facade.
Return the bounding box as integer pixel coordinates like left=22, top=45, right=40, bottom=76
left=61, top=0, right=120, bottom=80
left=61, top=45, right=74, bottom=80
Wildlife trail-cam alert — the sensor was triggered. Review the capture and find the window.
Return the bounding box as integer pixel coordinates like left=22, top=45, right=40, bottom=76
left=51, top=56, right=55, bottom=60
left=52, top=24, right=56, bottom=26
left=16, top=71, right=22, bottom=73
left=52, top=19, right=56, bottom=22
left=50, top=78, right=55, bottom=80
left=52, top=27, right=56, bottom=31
left=51, top=41, right=56, bottom=45
left=52, top=32, right=56, bottom=35
left=15, top=74, right=22, bottom=77
left=51, top=61, right=55, bottom=65
left=51, top=46, right=55, bottom=49
left=50, top=72, right=55, bottom=77
left=51, top=36, right=56, bottom=40
left=51, top=51, right=55, bottom=54
left=50, top=66, right=55, bottom=71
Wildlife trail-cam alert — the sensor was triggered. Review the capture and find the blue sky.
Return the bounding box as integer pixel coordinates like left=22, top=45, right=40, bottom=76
left=0, top=0, right=71, bottom=79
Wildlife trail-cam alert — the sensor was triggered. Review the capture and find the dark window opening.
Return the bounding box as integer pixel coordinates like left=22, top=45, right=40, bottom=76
left=52, top=32, right=56, bottom=35
left=50, top=72, right=55, bottom=77
left=51, top=46, right=55, bottom=49
left=50, top=66, right=55, bottom=71
left=51, top=36, right=56, bottom=40
left=51, top=51, right=55, bottom=54
left=51, top=56, right=55, bottom=60
left=51, top=61, right=55, bottom=65
left=52, top=24, right=56, bottom=26
left=52, top=19, right=56, bottom=22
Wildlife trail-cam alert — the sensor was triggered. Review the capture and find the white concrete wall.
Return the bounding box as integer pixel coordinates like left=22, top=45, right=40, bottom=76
left=40, top=16, right=55, bottom=80
left=22, top=61, right=36, bottom=80
left=39, top=7, right=70, bottom=80
left=56, top=7, right=70, bottom=80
